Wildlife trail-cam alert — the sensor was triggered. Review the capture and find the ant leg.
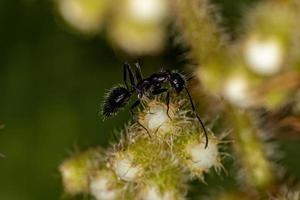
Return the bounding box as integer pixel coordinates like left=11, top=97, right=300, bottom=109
left=134, top=63, right=143, bottom=82
left=166, top=90, right=171, bottom=119
left=124, top=63, right=136, bottom=89
left=123, top=63, right=129, bottom=90
left=184, top=87, right=208, bottom=148
left=130, top=100, right=151, bottom=137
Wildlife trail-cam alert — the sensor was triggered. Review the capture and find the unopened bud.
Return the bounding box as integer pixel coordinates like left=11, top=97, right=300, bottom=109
left=111, top=153, right=143, bottom=182
left=90, top=170, right=122, bottom=200
left=59, top=149, right=102, bottom=195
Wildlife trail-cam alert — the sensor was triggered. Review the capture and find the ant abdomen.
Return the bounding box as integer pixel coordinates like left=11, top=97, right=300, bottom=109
left=102, top=86, right=131, bottom=117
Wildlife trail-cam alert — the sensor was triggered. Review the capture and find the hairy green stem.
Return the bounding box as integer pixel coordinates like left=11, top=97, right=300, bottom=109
left=173, top=0, right=226, bottom=63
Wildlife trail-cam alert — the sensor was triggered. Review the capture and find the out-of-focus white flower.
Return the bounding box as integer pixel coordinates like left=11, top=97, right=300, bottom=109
left=59, top=149, right=101, bottom=195
left=139, top=185, right=177, bottom=200
left=244, top=36, right=284, bottom=76
left=108, top=22, right=165, bottom=56
left=127, top=0, right=168, bottom=23
left=57, top=0, right=110, bottom=33
left=223, top=75, right=251, bottom=107
left=90, top=172, right=121, bottom=200
left=60, top=161, right=85, bottom=194
left=108, top=0, right=169, bottom=55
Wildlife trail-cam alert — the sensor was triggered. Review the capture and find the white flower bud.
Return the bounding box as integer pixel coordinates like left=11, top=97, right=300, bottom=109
left=145, top=104, right=171, bottom=133
left=186, top=139, right=220, bottom=173
left=60, top=162, right=86, bottom=194
left=139, top=185, right=177, bottom=200
left=112, top=154, right=143, bottom=182
left=59, top=149, right=102, bottom=195
left=90, top=172, right=121, bottom=200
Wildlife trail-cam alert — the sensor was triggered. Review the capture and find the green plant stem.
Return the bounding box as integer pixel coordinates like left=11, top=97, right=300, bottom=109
left=173, top=0, right=225, bottom=63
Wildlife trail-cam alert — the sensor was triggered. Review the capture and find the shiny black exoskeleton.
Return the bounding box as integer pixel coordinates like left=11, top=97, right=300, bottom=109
left=102, top=63, right=208, bottom=148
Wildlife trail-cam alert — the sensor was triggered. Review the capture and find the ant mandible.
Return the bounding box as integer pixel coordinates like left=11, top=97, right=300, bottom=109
left=102, top=63, right=208, bottom=148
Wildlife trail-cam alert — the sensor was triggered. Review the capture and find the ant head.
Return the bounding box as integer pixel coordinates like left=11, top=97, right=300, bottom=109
left=102, top=86, right=131, bottom=117
left=170, top=72, right=186, bottom=93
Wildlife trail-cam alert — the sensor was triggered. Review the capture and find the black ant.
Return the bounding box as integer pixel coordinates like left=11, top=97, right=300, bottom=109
left=102, top=63, right=208, bottom=148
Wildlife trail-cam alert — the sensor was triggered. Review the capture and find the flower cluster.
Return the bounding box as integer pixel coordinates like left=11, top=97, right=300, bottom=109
left=59, top=97, right=224, bottom=200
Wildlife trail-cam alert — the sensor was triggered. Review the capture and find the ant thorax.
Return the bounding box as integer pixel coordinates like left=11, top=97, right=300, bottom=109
left=134, top=79, right=151, bottom=98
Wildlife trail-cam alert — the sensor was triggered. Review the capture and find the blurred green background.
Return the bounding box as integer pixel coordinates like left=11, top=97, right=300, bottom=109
left=0, top=0, right=299, bottom=200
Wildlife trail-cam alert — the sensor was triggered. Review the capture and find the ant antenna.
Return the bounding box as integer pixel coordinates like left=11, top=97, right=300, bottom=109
left=184, top=87, right=209, bottom=148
